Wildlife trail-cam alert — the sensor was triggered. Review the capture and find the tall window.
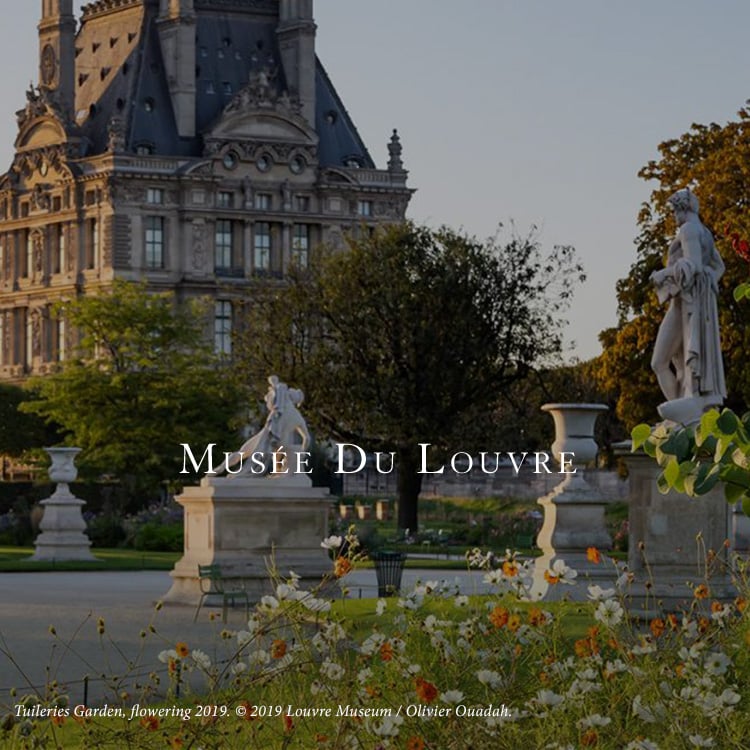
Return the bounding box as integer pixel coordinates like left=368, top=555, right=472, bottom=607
left=56, top=225, right=66, bottom=274
left=0, top=236, right=5, bottom=282
left=357, top=200, right=373, bottom=217
left=291, top=224, right=309, bottom=269
left=255, top=193, right=271, bottom=211
left=146, top=188, right=164, bottom=205
left=25, top=231, right=33, bottom=278
left=215, top=219, right=233, bottom=272
left=85, top=219, right=98, bottom=269
left=214, top=301, right=232, bottom=355
left=145, top=217, right=165, bottom=269
left=57, top=315, right=66, bottom=362
left=254, top=222, right=271, bottom=271
left=217, top=191, right=233, bottom=209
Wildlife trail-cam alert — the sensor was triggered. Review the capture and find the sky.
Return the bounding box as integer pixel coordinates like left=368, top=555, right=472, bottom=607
left=2, top=1, right=750, bottom=360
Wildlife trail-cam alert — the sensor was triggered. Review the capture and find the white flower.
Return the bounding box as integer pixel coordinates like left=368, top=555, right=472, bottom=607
left=578, top=714, right=611, bottom=729
left=248, top=649, right=270, bottom=665
left=320, top=660, right=345, bottom=681
left=688, top=736, right=714, bottom=748
left=158, top=649, right=178, bottom=663
left=476, top=669, right=504, bottom=690
left=534, top=689, right=565, bottom=707
left=594, top=599, right=624, bottom=627
left=551, top=559, right=578, bottom=584
left=301, top=595, right=331, bottom=612
left=632, top=695, right=661, bottom=723
left=404, top=663, right=421, bottom=676
left=360, top=633, right=385, bottom=656
left=704, top=651, right=731, bottom=677
left=587, top=584, right=616, bottom=601
left=625, top=741, right=659, bottom=750
left=260, top=595, right=279, bottom=609
left=454, top=595, right=469, bottom=607
left=230, top=661, right=247, bottom=675
left=321, top=535, right=342, bottom=550
left=720, top=688, right=741, bottom=707
left=275, top=583, right=297, bottom=600
left=191, top=649, right=211, bottom=670
left=373, top=714, right=404, bottom=737
left=236, top=629, right=255, bottom=648
left=441, top=690, right=464, bottom=704
left=322, top=622, right=346, bottom=643
left=357, top=667, right=373, bottom=684
left=376, top=598, right=387, bottom=616
left=631, top=640, right=656, bottom=656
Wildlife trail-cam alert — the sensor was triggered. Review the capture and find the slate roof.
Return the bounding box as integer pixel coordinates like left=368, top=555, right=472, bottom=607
left=73, top=2, right=375, bottom=166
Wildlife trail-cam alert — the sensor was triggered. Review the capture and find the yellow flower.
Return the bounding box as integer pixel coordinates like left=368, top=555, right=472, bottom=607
left=694, top=584, right=710, bottom=600
left=334, top=556, right=353, bottom=578
left=586, top=547, right=601, bottom=564
left=544, top=570, right=559, bottom=585
left=271, top=639, right=287, bottom=659
left=650, top=618, right=665, bottom=638
left=175, top=642, right=189, bottom=658
left=507, top=614, right=522, bottom=633
left=489, top=606, right=509, bottom=629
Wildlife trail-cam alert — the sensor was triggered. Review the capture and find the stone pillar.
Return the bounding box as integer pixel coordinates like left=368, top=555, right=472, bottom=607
left=163, top=475, right=333, bottom=604
left=532, top=403, right=613, bottom=600
left=621, top=449, right=734, bottom=615
left=31, top=448, right=95, bottom=562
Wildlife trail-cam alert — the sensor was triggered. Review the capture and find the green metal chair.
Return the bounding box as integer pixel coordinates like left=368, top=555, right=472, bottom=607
left=194, top=564, right=249, bottom=623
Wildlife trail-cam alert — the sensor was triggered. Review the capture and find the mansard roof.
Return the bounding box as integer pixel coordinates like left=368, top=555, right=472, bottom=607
left=71, top=1, right=374, bottom=166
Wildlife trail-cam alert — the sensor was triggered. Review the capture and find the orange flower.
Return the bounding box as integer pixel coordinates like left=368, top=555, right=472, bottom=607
left=650, top=618, right=665, bottom=638
left=316, top=734, right=329, bottom=744
left=528, top=607, right=546, bottom=627
left=502, top=560, right=519, bottom=577
left=698, top=617, right=710, bottom=633
left=169, top=736, right=184, bottom=749
left=586, top=547, right=601, bottom=564
left=489, top=606, right=509, bottom=628
left=694, top=584, right=710, bottom=600
left=675, top=663, right=685, bottom=678
left=168, top=658, right=178, bottom=675
left=544, top=570, right=559, bottom=585
left=667, top=614, right=679, bottom=631
left=735, top=596, right=748, bottom=613
left=379, top=641, right=394, bottom=662
left=283, top=714, right=294, bottom=732
left=334, top=556, right=353, bottom=578
left=175, top=642, right=189, bottom=658
left=365, top=685, right=381, bottom=698
left=238, top=701, right=255, bottom=721
left=407, top=737, right=426, bottom=750
left=414, top=677, right=438, bottom=704
left=575, top=638, right=592, bottom=658
left=507, top=614, right=522, bottom=633
left=271, top=639, right=287, bottom=659
left=581, top=729, right=598, bottom=746
left=711, top=601, right=723, bottom=614
left=539, top=671, right=550, bottom=684
left=51, top=715, right=66, bottom=727
left=140, top=716, right=159, bottom=731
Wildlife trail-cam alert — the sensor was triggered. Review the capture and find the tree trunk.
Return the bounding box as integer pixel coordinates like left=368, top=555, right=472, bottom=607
left=397, top=446, right=423, bottom=533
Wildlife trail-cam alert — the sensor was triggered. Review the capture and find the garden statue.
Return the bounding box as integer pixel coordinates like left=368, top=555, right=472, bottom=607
left=650, top=188, right=726, bottom=424
left=216, top=375, right=311, bottom=476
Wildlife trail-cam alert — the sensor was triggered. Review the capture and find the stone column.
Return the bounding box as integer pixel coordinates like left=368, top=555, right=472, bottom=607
left=622, top=449, right=734, bottom=615
left=532, top=403, right=613, bottom=600
left=31, top=447, right=95, bottom=561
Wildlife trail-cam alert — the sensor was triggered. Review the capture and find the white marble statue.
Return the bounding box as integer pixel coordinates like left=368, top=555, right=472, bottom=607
left=650, top=188, right=726, bottom=423
left=217, top=375, right=311, bottom=476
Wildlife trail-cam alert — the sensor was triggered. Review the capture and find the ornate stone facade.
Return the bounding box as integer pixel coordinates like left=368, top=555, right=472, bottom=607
left=0, top=0, right=412, bottom=382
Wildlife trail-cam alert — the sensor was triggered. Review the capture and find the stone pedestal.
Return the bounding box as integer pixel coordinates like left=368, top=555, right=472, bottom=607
left=623, top=451, right=734, bottom=615
left=31, top=447, right=95, bottom=562
left=163, top=475, right=333, bottom=605
left=531, top=404, right=614, bottom=601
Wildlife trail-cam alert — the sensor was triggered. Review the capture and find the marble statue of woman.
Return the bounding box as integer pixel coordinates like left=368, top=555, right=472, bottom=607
left=650, top=188, right=726, bottom=423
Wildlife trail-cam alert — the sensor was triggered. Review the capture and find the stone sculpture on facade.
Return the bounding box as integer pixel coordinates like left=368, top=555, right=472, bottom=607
left=216, top=375, right=311, bottom=477
left=650, top=188, right=726, bottom=424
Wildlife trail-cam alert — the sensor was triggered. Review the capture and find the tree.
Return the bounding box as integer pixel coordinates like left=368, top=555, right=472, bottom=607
left=22, top=282, right=244, bottom=503
left=237, top=222, right=585, bottom=531
left=0, top=383, right=58, bottom=459
left=596, top=104, right=750, bottom=428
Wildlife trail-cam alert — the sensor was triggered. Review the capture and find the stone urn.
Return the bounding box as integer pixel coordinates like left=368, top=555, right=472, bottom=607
left=532, top=404, right=612, bottom=599
left=31, top=447, right=95, bottom=562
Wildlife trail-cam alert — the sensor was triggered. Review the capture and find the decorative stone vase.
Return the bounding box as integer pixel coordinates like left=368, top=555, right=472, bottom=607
left=532, top=404, right=613, bottom=600
left=31, top=447, right=95, bottom=562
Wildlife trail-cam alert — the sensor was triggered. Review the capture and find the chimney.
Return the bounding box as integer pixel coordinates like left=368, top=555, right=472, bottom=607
left=157, top=0, right=197, bottom=138
left=277, top=0, right=317, bottom=125
left=38, top=0, right=76, bottom=121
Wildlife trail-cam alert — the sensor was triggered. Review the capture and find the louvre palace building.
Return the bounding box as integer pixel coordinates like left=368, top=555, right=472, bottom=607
left=0, top=0, right=412, bottom=382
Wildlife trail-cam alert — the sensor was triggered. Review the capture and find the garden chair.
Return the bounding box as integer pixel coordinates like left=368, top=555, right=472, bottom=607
left=194, top=564, right=249, bottom=623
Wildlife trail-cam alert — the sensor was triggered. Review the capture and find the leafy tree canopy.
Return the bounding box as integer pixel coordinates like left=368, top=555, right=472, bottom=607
left=22, top=281, right=245, bottom=502
left=596, top=105, right=750, bottom=428
left=0, top=383, right=59, bottom=458
left=237, top=222, right=585, bottom=530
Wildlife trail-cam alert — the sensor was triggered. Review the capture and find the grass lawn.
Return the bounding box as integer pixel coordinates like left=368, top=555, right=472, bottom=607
left=0, top=546, right=180, bottom=572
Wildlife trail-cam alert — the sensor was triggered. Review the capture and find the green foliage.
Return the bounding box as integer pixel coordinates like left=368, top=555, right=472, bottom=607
left=632, top=407, right=750, bottom=507
left=237, top=222, right=585, bottom=530
left=596, top=105, right=750, bottom=427
left=0, top=383, right=58, bottom=457
left=21, top=281, right=245, bottom=500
